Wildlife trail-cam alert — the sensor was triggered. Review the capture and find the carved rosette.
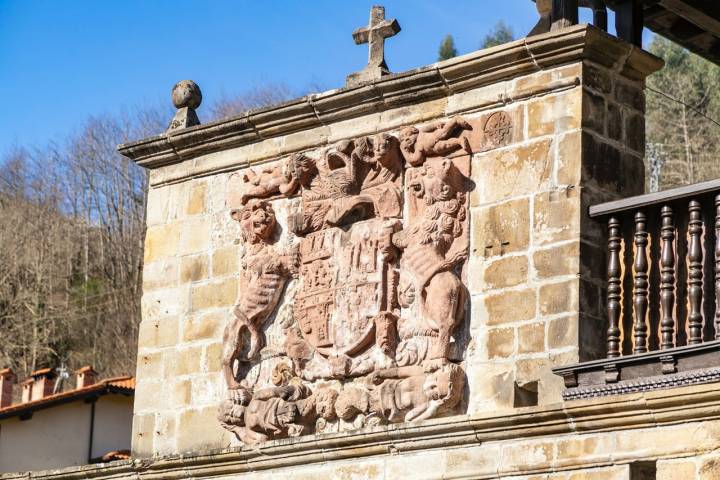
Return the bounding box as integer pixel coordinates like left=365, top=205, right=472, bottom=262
left=219, top=113, right=511, bottom=444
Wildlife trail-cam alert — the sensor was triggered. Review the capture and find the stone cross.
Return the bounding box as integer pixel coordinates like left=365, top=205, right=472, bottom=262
left=346, top=5, right=401, bottom=87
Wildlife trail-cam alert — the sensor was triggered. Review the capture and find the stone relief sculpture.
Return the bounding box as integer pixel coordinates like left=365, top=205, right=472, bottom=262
left=399, top=116, right=472, bottom=167
left=221, top=200, right=297, bottom=390
left=394, top=157, right=472, bottom=367
left=219, top=113, right=511, bottom=444
left=239, top=163, right=296, bottom=205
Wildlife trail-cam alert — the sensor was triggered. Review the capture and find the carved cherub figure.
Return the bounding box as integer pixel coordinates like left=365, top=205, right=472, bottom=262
left=399, top=116, right=472, bottom=167
left=240, top=161, right=298, bottom=205
left=366, top=364, right=464, bottom=423
left=358, top=133, right=403, bottom=218
left=222, top=200, right=297, bottom=390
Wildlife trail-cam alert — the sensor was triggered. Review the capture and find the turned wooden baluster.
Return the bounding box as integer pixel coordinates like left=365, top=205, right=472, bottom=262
left=633, top=211, right=649, bottom=354
left=715, top=194, right=720, bottom=339
left=607, top=217, right=622, bottom=358
left=660, top=206, right=676, bottom=349
left=551, top=0, right=579, bottom=30
left=688, top=200, right=704, bottom=344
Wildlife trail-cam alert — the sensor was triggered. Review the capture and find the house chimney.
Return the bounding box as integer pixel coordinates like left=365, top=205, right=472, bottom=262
left=21, top=378, right=33, bottom=403
left=75, top=366, right=98, bottom=389
left=0, top=368, right=16, bottom=408
left=28, top=368, right=56, bottom=401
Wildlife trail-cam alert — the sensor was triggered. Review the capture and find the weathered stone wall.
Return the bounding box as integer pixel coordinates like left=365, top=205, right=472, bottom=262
left=6, top=383, right=720, bottom=479
left=128, top=26, right=664, bottom=459
left=468, top=57, right=651, bottom=412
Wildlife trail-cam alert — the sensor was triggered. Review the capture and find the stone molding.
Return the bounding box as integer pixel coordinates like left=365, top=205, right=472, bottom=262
left=6, top=382, right=720, bottom=480
left=562, top=367, right=720, bottom=400
left=117, top=25, right=661, bottom=171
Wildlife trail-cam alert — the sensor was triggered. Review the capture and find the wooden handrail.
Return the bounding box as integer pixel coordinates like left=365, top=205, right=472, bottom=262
left=589, top=179, right=720, bottom=217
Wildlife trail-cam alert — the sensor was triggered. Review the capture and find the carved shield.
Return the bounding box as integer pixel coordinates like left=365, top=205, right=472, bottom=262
left=294, top=218, right=393, bottom=357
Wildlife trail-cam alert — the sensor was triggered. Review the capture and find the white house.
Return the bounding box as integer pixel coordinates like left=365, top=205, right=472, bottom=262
left=0, top=366, right=134, bottom=473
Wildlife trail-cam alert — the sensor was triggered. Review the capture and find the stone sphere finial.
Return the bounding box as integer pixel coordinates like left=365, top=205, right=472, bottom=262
left=167, top=80, right=202, bottom=132
left=171, top=80, right=202, bottom=110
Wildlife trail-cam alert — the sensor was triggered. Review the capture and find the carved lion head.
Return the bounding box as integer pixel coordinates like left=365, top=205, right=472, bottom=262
left=422, top=363, right=464, bottom=409
left=315, top=388, right=339, bottom=420
left=406, top=158, right=473, bottom=205
left=231, top=199, right=277, bottom=244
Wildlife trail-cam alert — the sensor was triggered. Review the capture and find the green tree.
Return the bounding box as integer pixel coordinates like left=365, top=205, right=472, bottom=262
left=438, top=34, right=457, bottom=61
left=645, top=36, right=720, bottom=191
left=481, top=21, right=514, bottom=49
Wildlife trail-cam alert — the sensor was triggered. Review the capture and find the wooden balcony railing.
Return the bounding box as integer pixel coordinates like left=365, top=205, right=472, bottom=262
left=529, top=0, right=643, bottom=48
left=555, top=179, right=720, bottom=399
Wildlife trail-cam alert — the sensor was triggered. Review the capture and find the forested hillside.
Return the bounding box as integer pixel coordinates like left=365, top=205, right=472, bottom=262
left=646, top=36, right=720, bottom=191
left=0, top=87, right=293, bottom=379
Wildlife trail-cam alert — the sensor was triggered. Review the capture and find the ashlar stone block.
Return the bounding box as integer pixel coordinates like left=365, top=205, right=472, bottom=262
left=185, top=181, right=207, bottom=216
left=657, top=459, right=697, bottom=480
left=471, top=139, right=553, bottom=205
left=472, top=197, right=530, bottom=258
left=484, top=288, right=537, bottom=326
left=144, top=223, right=181, bottom=263
left=211, top=246, right=239, bottom=277
left=527, top=91, right=581, bottom=138
left=190, top=278, right=237, bottom=312
left=533, top=187, right=581, bottom=246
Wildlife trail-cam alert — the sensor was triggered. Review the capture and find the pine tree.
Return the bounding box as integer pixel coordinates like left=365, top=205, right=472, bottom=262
left=645, top=36, right=720, bottom=191
left=481, top=21, right=514, bottom=49
left=438, top=34, right=458, bottom=61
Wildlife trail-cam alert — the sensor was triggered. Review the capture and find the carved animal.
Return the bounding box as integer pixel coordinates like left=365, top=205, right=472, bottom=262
left=222, top=200, right=295, bottom=390
left=393, top=158, right=472, bottom=363
left=399, top=116, right=472, bottom=167
left=335, top=387, right=371, bottom=421
left=314, top=388, right=339, bottom=420
left=218, top=383, right=312, bottom=444
left=366, top=364, right=464, bottom=422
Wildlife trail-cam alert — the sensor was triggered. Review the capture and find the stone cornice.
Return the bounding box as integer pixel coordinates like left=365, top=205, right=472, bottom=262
left=5, top=382, right=718, bottom=480
left=117, top=25, right=662, bottom=170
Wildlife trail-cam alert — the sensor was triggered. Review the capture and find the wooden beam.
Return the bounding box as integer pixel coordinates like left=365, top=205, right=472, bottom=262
left=669, top=16, right=706, bottom=40
left=616, top=0, right=644, bottom=46
left=660, top=0, right=720, bottom=37
left=551, top=0, right=579, bottom=30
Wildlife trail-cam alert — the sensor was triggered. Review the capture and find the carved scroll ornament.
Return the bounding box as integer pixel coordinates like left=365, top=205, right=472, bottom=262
left=219, top=114, right=505, bottom=444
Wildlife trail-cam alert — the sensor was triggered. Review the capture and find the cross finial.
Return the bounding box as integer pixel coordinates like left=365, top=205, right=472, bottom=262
left=346, top=5, right=401, bottom=87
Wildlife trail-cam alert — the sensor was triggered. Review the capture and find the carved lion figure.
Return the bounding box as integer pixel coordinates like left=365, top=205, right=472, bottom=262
left=393, top=158, right=473, bottom=364
left=367, top=364, right=464, bottom=423
left=222, top=200, right=297, bottom=390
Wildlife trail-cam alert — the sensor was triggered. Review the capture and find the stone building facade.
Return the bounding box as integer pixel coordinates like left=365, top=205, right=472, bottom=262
left=6, top=20, right=720, bottom=480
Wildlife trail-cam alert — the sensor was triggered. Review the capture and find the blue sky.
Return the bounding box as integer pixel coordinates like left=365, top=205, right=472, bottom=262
left=0, top=1, right=626, bottom=150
